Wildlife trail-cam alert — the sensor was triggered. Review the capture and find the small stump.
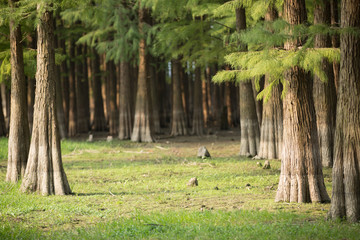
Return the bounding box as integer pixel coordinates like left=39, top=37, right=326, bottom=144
left=187, top=177, right=198, bottom=187
left=197, top=146, right=211, bottom=159
left=263, top=160, right=271, bottom=169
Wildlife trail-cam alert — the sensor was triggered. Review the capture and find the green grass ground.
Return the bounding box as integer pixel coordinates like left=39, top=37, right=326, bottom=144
left=0, top=132, right=359, bottom=239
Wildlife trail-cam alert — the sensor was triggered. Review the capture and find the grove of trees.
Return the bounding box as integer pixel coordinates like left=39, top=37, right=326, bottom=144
left=0, top=0, right=359, bottom=222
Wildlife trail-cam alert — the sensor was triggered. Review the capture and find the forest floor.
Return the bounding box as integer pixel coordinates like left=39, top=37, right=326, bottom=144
left=0, top=130, right=359, bottom=239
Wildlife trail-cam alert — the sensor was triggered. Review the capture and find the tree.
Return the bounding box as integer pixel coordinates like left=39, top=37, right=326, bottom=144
left=313, top=0, right=337, bottom=167
left=6, top=0, right=30, bottom=183
left=131, top=5, right=154, bottom=142
left=191, top=66, right=205, bottom=135
left=275, top=0, right=329, bottom=203
left=328, top=0, right=360, bottom=222
left=68, top=39, right=77, bottom=136
left=21, top=3, right=71, bottom=195
left=118, top=60, right=132, bottom=139
left=0, top=90, right=6, bottom=136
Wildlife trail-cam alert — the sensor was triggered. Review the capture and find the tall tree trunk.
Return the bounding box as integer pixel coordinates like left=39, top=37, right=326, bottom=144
left=170, top=59, right=188, bottom=136
left=107, top=60, right=118, bottom=135
left=0, top=90, right=6, bottom=136
left=329, top=0, right=360, bottom=222
left=131, top=5, right=154, bottom=142
left=313, top=0, right=337, bottom=167
left=59, top=36, right=69, bottom=127
left=1, top=81, right=10, bottom=131
left=6, top=0, right=30, bottom=183
left=275, top=0, right=329, bottom=203
left=224, top=82, right=232, bottom=128
left=237, top=7, right=260, bottom=156
left=149, top=57, right=161, bottom=134
left=258, top=5, right=283, bottom=159
left=27, top=33, right=36, bottom=133
left=68, top=40, right=77, bottom=136
left=90, top=50, right=106, bottom=131
left=76, top=45, right=90, bottom=133
left=201, top=73, right=209, bottom=127
left=192, top=66, right=204, bottom=135
left=20, top=5, right=71, bottom=195
left=118, top=61, right=132, bottom=139
left=330, top=0, right=340, bottom=92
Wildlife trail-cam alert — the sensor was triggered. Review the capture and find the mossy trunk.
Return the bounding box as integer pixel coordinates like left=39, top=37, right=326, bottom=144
left=20, top=5, right=71, bottom=195
left=192, top=66, right=204, bottom=136
left=170, top=59, right=188, bottom=136
left=275, top=0, right=329, bottom=203
left=328, top=0, right=360, bottom=222
left=118, top=61, right=132, bottom=139
left=90, top=50, right=106, bottom=131
left=6, top=0, right=30, bottom=183
left=313, top=0, right=337, bottom=167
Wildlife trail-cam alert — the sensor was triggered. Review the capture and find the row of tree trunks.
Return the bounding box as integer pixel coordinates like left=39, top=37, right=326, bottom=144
left=275, top=0, right=329, bottom=203
left=329, top=0, right=360, bottom=223
left=6, top=0, right=30, bottom=183
left=20, top=4, right=71, bottom=195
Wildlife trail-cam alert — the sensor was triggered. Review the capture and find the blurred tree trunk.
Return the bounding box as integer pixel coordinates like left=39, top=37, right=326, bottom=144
left=0, top=90, right=6, bottom=136
left=59, top=32, right=69, bottom=127
left=26, top=33, right=36, bottom=133
left=21, top=4, right=71, bottom=195
left=329, top=0, right=360, bottom=222
left=118, top=61, right=132, bottom=139
left=149, top=56, right=161, bottom=134
left=6, top=0, right=30, bottom=183
left=330, top=0, right=340, bottom=92
left=192, top=66, right=204, bottom=135
left=107, top=60, right=118, bottom=135
left=68, top=40, right=77, bottom=136
left=275, top=0, right=329, bottom=203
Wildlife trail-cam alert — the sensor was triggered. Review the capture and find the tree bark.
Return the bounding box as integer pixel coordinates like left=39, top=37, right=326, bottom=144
left=275, top=0, right=330, bottom=203
left=131, top=5, right=154, bottom=142
left=149, top=56, right=161, bottom=134
left=328, top=0, right=360, bottom=222
left=330, top=0, right=340, bottom=92
left=0, top=90, right=6, bottom=136
left=170, top=59, right=188, bottom=136
left=192, top=66, right=204, bottom=135
left=68, top=40, right=77, bottom=136
left=107, top=60, right=118, bottom=135
left=118, top=61, right=132, bottom=139
left=27, top=33, right=36, bottom=133
left=90, top=50, right=106, bottom=131
left=313, top=0, right=337, bottom=167
left=59, top=36, right=69, bottom=127
left=6, top=0, right=30, bottom=183
left=20, top=5, right=71, bottom=195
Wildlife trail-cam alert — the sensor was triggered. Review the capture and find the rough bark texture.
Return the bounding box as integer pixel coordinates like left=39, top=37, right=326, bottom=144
left=237, top=7, right=260, bottom=156
left=330, top=0, right=340, bottom=92
left=68, top=40, right=77, bottom=137
left=170, top=59, right=188, bottom=136
left=90, top=50, right=106, bottom=131
left=275, top=0, right=330, bottom=203
left=313, top=0, right=337, bottom=167
left=6, top=0, right=30, bottom=183
left=329, top=0, right=360, bottom=222
left=20, top=5, right=71, bottom=195
left=191, top=66, right=204, bottom=136
left=131, top=6, right=154, bottom=142
left=118, top=61, right=132, bottom=139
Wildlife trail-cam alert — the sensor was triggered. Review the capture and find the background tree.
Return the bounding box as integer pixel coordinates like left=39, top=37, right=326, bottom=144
left=21, top=3, right=71, bottom=195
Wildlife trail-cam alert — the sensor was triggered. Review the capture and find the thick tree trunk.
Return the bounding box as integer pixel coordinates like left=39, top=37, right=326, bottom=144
left=68, top=40, right=77, bottom=136
left=6, top=0, right=30, bottom=183
left=107, top=60, right=118, bottom=135
left=275, top=0, right=329, bottom=203
left=131, top=6, right=154, bottom=142
left=170, top=59, right=188, bottom=136
left=90, top=50, right=106, bottom=131
left=76, top=45, right=90, bottom=133
left=192, top=66, right=204, bottom=135
left=313, top=0, right=337, bottom=167
left=328, top=0, right=360, bottom=222
left=236, top=7, right=260, bottom=156
left=118, top=61, right=132, bottom=139
left=20, top=5, right=71, bottom=195
left=149, top=56, right=161, bottom=134
left=330, top=0, right=340, bottom=92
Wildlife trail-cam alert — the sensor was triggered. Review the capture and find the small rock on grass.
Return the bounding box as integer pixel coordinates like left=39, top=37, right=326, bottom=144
left=197, top=146, right=211, bottom=159
left=107, top=136, right=113, bottom=142
left=187, top=177, right=198, bottom=187
left=263, top=160, right=271, bottom=169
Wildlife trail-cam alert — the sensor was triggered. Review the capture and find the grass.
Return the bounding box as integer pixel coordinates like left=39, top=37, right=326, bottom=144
left=0, top=132, right=358, bottom=239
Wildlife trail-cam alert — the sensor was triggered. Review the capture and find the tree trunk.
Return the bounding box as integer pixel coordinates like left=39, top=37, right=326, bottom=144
left=275, top=0, right=329, bottom=203
left=68, top=40, right=77, bottom=136
left=107, top=60, right=118, bottom=135
left=330, top=0, right=340, bottom=93
left=59, top=36, right=69, bottom=127
left=131, top=5, right=154, bottom=142
left=328, top=0, right=360, bottom=222
left=201, top=73, right=209, bottom=127
left=20, top=5, right=71, bottom=195
left=313, top=0, right=337, bottom=167
left=149, top=56, right=161, bottom=134
left=6, top=0, right=30, bottom=183
left=236, top=7, right=260, bottom=156
left=0, top=90, right=6, bottom=136
left=192, top=66, right=204, bottom=135
left=1, top=81, right=10, bottom=131
left=27, top=33, right=36, bottom=133
left=170, top=59, right=188, bottom=136
left=224, top=82, right=232, bottom=128
left=90, top=49, right=106, bottom=131
left=118, top=61, right=133, bottom=139
left=76, top=45, right=90, bottom=133
left=258, top=5, right=283, bottom=159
